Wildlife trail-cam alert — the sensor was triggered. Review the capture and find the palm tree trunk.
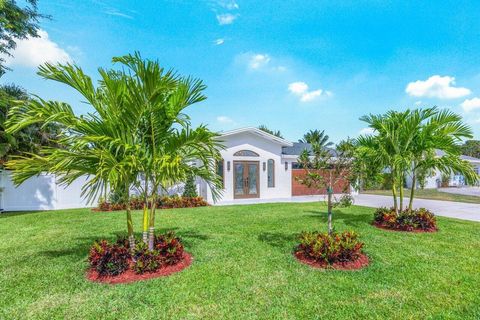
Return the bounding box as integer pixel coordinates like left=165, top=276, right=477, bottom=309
left=148, top=191, right=157, bottom=250
left=408, top=172, right=416, bottom=211
left=126, top=204, right=135, bottom=251
left=392, top=183, right=398, bottom=213
left=142, top=204, right=149, bottom=244
left=399, top=175, right=404, bottom=212
left=327, top=186, right=333, bottom=235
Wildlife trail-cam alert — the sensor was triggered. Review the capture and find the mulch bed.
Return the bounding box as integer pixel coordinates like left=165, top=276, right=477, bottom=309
left=86, top=253, right=192, bottom=284
left=373, top=223, right=438, bottom=233
left=294, top=252, right=369, bottom=271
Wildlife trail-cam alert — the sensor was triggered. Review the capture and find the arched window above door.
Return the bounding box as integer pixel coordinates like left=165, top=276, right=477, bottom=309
left=233, top=150, right=259, bottom=157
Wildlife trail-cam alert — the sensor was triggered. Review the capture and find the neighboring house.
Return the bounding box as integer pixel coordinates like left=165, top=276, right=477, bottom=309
left=198, top=127, right=352, bottom=203
left=405, top=150, right=480, bottom=189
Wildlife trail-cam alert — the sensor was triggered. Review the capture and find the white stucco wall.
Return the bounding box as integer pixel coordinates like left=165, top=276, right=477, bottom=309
left=204, top=131, right=293, bottom=203
left=0, top=171, right=98, bottom=211
left=406, top=162, right=480, bottom=189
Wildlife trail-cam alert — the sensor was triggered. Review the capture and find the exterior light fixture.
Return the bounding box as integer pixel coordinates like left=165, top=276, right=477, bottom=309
left=227, top=161, right=231, bottom=171
left=285, top=162, right=288, bottom=170
left=263, top=162, right=266, bottom=171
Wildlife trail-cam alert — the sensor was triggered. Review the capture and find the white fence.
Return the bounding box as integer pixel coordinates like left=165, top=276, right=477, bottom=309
left=0, top=170, right=98, bottom=212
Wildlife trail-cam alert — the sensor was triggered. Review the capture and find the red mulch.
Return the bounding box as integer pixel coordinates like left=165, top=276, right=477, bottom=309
left=372, top=223, right=438, bottom=233
left=294, top=252, right=369, bottom=271
left=86, top=253, right=192, bottom=284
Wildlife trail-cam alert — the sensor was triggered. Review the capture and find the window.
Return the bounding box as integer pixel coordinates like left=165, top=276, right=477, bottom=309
left=267, top=159, right=275, bottom=187
left=216, top=159, right=224, bottom=187
left=233, top=150, right=259, bottom=157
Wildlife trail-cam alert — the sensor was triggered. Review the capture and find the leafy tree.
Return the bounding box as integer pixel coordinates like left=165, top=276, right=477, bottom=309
left=297, top=142, right=352, bottom=235
left=299, top=129, right=333, bottom=148
left=357, top=108, right=479, bottom=212
left=0, top=0, right=48, bottom=76
left=461, top=140, right=480, bottom=158
left=258, top=125, right=283, bottom=138
left=6, top=53, right=223, bottom=251
left=182, top=174, right=198, bottom=197
left=0, top=84, right=60, bottom=166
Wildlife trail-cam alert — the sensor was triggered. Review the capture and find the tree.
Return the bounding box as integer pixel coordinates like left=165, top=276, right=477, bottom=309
left=357, top=108, right=479, bottom=212
left=0, top=0, right=48, bottom=76
left=182, top=174, right=198, bottom=197
left=0, top=84, right=61, bottom=166
left=258, top=125, right=283, bottom=138
left=298, top=129, right=333, bottom=148
left=7, top=53, right=224, bottom=251
left=461, top=140, right=480, bottom=158
left=296, top=142, right=352, bottom=235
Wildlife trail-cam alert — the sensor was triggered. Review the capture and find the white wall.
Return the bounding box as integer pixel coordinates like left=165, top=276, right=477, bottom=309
left=204, top=131, right=292, bottom=203
left=0, top=171, right=98, bottom=211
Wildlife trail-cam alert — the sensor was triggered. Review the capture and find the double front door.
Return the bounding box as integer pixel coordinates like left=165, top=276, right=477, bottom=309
left=234, top=161, right=259, bottom=198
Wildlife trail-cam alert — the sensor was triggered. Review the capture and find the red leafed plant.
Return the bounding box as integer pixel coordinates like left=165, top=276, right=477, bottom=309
left=154, top=231, right=184, bottom=265
left=373, top=207, right=437, bottom=232
left=88, top=240, right=130, bottom=276
left=295, top=231, right=364, bottom=265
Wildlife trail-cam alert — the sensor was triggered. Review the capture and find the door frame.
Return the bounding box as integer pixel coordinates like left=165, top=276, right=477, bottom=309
left=233, top=161, right=260, bottom=199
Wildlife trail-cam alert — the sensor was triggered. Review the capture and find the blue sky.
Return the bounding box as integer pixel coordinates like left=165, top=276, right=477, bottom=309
left=3, top=0, right=480, bottom=142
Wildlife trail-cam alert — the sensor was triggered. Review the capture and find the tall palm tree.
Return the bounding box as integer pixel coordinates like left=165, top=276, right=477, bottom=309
left=5, top=61, right=143, bottom=249
left=299, top=129, right=333, bottom=148
left=115, top=53, right=223, bottom=249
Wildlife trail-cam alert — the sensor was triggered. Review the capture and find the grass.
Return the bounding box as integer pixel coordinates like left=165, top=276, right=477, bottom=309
left=363, top=188, right=480, bottom=204
left=1, top=203, right=479, bottom=319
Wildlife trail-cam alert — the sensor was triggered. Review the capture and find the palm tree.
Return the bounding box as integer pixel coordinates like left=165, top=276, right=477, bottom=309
left=299, top=129, right=333, bottom=148
left=5, top=62, right=143, bottom=249
left=258, top=125, right=283, bottom=139
left=114, top=53, right=223, bottom=249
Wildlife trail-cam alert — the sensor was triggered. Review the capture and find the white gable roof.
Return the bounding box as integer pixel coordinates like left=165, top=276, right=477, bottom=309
left=220, top=127, right=293, bottom=147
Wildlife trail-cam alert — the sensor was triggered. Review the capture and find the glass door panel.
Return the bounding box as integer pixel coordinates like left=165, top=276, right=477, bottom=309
left=234, top=163, right=245, bottom=196
left=248, top=163, right=258, bottom=195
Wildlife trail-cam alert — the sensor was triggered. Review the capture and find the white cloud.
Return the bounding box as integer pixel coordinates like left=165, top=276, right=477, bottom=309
left=5, top=30, right=72, bottom=68
left=288, top=81, right=331, bottom=102
left=414, top=100, right=422, bottom=106
left=214, top=38, right=225, bottom=45
left=359, top=127, right=375, bottom=135
left=217, top=116, right=235, bottom=124
left=218, top=0, right=239, bottom=10
left=216, top=13, right=238, bottom=25
left=405, top=75, right=471, bottom=99
left=461, top=97, right=480, bottom=112
left=104, top=9, right=133, bottom=19
left=249, top=54, right=270, bottom=69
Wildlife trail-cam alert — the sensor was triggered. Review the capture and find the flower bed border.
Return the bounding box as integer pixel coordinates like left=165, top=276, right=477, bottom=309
left=294, top=252, right=369, bottom=271
left=86, top=253, right=192, bottom=284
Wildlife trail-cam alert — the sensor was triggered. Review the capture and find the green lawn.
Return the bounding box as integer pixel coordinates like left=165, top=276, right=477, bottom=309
left=1, top=203, right=479, bottom=319
left=363, top=188, right=480, bottom=204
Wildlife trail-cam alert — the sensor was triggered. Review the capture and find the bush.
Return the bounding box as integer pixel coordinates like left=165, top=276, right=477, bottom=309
left=182, top=174, right=198, bottom=197
left=295, top=231, right=364, bottom=264
left=88, top=240, right=130, bottom=276
left=154, top=231, right=184, bottom=265
left=373, top=207, right=437, bottom=231
left=95, top=195, right=208, bottom=211
left=334, top=194, right=354, bottom=208
left=132, top=242, right=160, bottom=274
left=159, top=196, right=208, bottom=209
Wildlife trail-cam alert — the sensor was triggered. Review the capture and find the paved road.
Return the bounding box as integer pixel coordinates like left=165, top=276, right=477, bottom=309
left=438, top=187, right=480, bottom=197
left=354, top=194, right=480, bottom=222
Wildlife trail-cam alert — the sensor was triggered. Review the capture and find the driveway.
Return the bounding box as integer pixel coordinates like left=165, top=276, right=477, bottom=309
left=438, top=187, right=480, bottom=197
left=354, top=194, right=480, bottom=222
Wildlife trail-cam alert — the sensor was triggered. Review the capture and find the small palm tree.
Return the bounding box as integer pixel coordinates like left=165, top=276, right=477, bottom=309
left=299, top=129, right=333, bottom=148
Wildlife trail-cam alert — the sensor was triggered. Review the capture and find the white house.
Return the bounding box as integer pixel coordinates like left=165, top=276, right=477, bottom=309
left=198, top=127, right=352, bottom=204
left=405, top=150, right=480, bottom=189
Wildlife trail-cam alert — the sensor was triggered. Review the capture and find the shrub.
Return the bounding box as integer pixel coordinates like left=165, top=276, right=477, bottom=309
left=182, top=174, right=198, bottom=198
left=295, top=231, right=364, bottom=264
left=88, top=240, right=130, bottom=276
left=159, top=196, right=208, bottom=209
left=373, top=207, right=437, bottom=231
left=334, top=194, right=354, bottom=208
left=132, top=242, right=160, bottom=274
left=154, top=231, right=184, bottom=265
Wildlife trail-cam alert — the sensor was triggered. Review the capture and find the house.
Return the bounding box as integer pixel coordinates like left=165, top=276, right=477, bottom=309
left=405, top=150, right=480, bottom=189
left=197, top=127, right=352, bottom=203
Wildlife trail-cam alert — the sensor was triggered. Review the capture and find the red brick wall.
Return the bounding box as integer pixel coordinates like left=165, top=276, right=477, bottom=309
left=291, top=169, right=350, bottom=196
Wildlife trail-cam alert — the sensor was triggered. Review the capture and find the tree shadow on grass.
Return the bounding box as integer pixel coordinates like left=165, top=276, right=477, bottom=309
left=38, top=228, right=211, bottom=260
left=304, top=209, right=371, bottom=229
left=257, top=231, right=298, bottom=250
